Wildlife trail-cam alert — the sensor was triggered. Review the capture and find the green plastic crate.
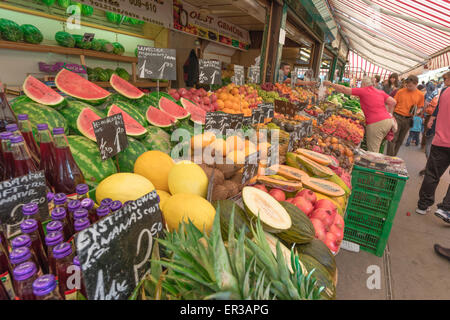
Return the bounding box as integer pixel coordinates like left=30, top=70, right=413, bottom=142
left=344, top=165, right=408, bottom=257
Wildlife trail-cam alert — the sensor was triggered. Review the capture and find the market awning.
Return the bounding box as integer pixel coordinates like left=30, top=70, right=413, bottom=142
left=428, top=51, right=450, bottom=70
left=328, top=0, right=450, bottom=75
left=346, top=50, right=392, bottom=80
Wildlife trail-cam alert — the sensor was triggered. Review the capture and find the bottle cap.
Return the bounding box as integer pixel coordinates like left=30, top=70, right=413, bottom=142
left=53, top=193, right=67, bottom=205
left=76, top=184, right=89, bottom=195
left=6, top=123, right=18, bottom=132
left=51, top=207, right=66, bottom=220
left=47, top=192, right=54, bottom=203
left=74, top=218, right=90, bottom=232
left=45, top=231, right=64, bottom=247
left=46, top=220, right=63, bottom=233
left=18, top=114, right=28, bottom=121
left=68, top=199, right=81, bottom=212
left=53, top=242, right=72, bottom=259
left=100, top=198, right=113, bottom=207
left=73, top=208, right=88, bottom=220
left=37, top=123, right=49, bottom=131
left=123, top=201, right=132, bottom=207
left=110, top=200, right=122, bottom=212
left=20, top=219, right=38, bottom=234
left=33, top=274, right=57, bottom=297
left=22, top=202, right=39, bottom=216
left=80, top=198, right=94, bottom=210
left=0, top=131, right=12, bottom=140
left=9, top=247, right=32, bottom=265
left=13, top=262, right=37, bottom=281
left=10, top=135, right=24, bottom=144
left=11, top=234, right=31, bottom=249
left=96, top=205, right=110, bottom=217
left=52, top=127, right=64, bottom=135
left=73, top=255, right=80, bottom=267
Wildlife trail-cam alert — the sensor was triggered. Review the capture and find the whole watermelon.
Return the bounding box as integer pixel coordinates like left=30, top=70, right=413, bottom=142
left=115, top=68, right=130, bottom=81
left=105, top=68, right=115, bottom=81
left=97, top=39, right=114, bottom=53
left=106, top=12, right=122, bottom=24
left=97, top=70, right=109, bottom=82
left=72, top=34, right=91, bottom=49
left=40, top=0, right=56, bottom=6
left=141, top=126, right=171, bottom=154
left=55, top=31, right=75, bottom=47
left=81, top=5, right=94, bottom=16
left=67, top=135, right=117, bottom=188
left=57, top=0, right=71, bottom=8
left=112, top=42, right=125, bottom=55
left=68, top=1, right=82, bottom=14
left=114, top=137, right=147, bottom=173
left=20, top=25, right=44, bottom=44
left=90, top=39, right=102, bottom=51
left=58, top=100, right=104, bottom=136
left=0, top=19, right=23, bottom=42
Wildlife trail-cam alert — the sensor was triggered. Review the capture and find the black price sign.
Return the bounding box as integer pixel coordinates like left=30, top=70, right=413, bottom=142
left=259, top=103, right=274, bottom=119
left=304, top=120, right=313, bottom=137
left=251, top=108, right=265, bottom=124
left=275, top=100, right=297, bottom=117
left=230, top=113, right=244, bottom=130
left=248, top=65, right=260, bottom=84
left=233, top=65, right=244, bottom=86
left=243, top=116, right=252, bottom=127
left=0, top=171, right=49, bottom=239
left=75, top=191, right=163, bottom=300
left=137, top=46, right=177, bottom=80
left=287, top=124, right=304, bottom=152
left=317, top=113, right=326, bottom=126
left=199, top=59, right=222, bottom=85
left=241, top=151, right=260, bottom=185
left=205, top=112, right=230, bottom=136
left=93, top=113, right=129, bottom=161
left=82, top=33, right=95, bottom=42
left=324, top=109, right=333, bottom=119
left=265, top=144, right=279, bottom=169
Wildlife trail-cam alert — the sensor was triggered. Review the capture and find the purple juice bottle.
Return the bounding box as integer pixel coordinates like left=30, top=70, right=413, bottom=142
left=22, top=202, right=46, bottom=250
left=74, top=218, right=90, bottom=234
left=10, top=235, right=40, bottom=272
left=20, top=219, right=48, bottom=274
left=72, top=256, right=87, bottom=298
left=13, top=262, right=39, bottom=300
left=73, top=208, right=88, bottom=221
left=46, top=220, right=63, bottom=234
left=53, top=242, right=75, bottom=299
left=100, top=198, right=112, bottom=207
left=32, top=274, right=63, bottom=300
left=45, top=231, right=63, bottom=276
left=51, top=207, right=72, bottom=241
left=53, top=193, right=68, bottom=211
left=47, top=192, right=54, bottom=212
left=80, top=198, right=96, bottom=223
left=96, top=205, right=110, bottom=221
left=76, top=184, right=89, bottom=201
left=9, top=247, right=34, bottom=269
left=67, top=199, right=81, bottom=228
left=109, top=200, right=122, bottom=213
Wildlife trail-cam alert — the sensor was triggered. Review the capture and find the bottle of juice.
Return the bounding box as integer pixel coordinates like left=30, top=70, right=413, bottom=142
left=12, top=262, right=39, bottom=300
left=50, top=207, right=72, bottom=241
left=0, top=83, right=18, bottom=133
left=53, top=193, right=68, bottom=212
left=53, top=242, right=75, bottom=299
left=96, top=205, right=110, bottom=221
left=38, top=123, right=56, bottom=190
left=46, top=220, right=63, bottom=234
left=10, top=235, right=42, bottom=275
left=52, top=127, right=85, bottom=195
left=0, top=277, right=9, bottom=300
left=20, top=219, right=48, bottom=274
left=17, top=114, right=40, bottom=165
left=76, top=184, right=89, bottom=201
left=73, top=208, right=88, bottom=221
left=33, top=274, right=63, bottom=300
left=80, top=198, right=96, bottom=223
left=22, top=202, right=46, bottom=249
left=0, top=239, right=14, bottom=299
left=74, top=218, right=90, bottom=234
left=47, top=192, right=55, bottom=212
left=10, top=135, right=37, bottom=177
left=0, top=131, right=14, bottom=180
left=67, top=199, right=81, bottom=227
left=45, top=232, right=63, bottom=276
left=109, top=200, right=122, bottom=213
left=72, top=256, right=87, bottom=298
left=9, top=247, right=34, bottom=270
left=0, top=222, right=8, bottom=254
left=100, top=198, right=113, bottom=207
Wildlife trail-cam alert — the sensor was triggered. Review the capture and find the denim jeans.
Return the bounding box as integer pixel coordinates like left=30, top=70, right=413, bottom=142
left=406, top=131, right=420, bottom=146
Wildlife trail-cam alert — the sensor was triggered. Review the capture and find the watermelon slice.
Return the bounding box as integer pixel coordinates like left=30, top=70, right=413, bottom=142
left=77, top=108, right=102, bottom=141
left=159, top=97, right=190, bottom=120
left=23, top=75, right=65, bottom=106
left=55, top=68, right=111, bottom=104
left=107, top=104, right=148, bottom=137
left=180, top=98, right=206, bottom=125
left=110, top=73, right=144, bottom=99
left=146, top=106, right=176, bottom=128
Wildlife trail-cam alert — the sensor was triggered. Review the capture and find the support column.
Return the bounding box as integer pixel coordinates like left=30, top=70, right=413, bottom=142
left=329, top=55, right=338, bottom=81
left=311, top=42, right=324, bottom=78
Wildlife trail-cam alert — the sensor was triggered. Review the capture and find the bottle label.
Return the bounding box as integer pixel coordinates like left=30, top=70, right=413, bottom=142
left=1, top=271, right=15, bottom=300
left=64, top=288, right=78, bottom=300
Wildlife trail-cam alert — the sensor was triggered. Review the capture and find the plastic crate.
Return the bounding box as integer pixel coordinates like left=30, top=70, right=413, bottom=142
left=343, top=222, right=394, bottom=257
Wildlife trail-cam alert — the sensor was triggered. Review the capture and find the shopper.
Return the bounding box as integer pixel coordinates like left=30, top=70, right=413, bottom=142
left=416, top=71, right=450, bottom=217
left=425, top=81, right=439, bottom=105
left=405, top=109, right=423, bottom=147
left=383, top=73, right=400, bottom=95
left=373, top=75, right=383, bottom=90
left=323, top=77, right=397, bottom=153
left=434, top=244, right=450, bottom=262
left=280, top=62, right=291, bottom=83
left=386, top=75, right=425, bottom=156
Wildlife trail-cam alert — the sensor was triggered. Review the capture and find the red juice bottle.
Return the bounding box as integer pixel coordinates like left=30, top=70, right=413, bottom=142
left=67, top=199, right=81, bottom=229
left=33, top=274, right=63, bottom=300
left=96, top=205, right=111, bottom=221
left=0, top=131, right=14, bottom=180
left=10, top=235, right=42, bottom=275
left=0, top=83, right=18, bottom=133
left=81, top=198, right=96, bottom=223
left=22, top=202, right=46, bottom=251
left=53, top=242, right=75, bottom=299
left=38, top=123, right=56, bottom=191
left=20, top=219, right=48, bottom=274
left=52, top=127, right=85, bottom=195
left=45, top=231, right=63, bottom=276
left=9, top=247, right=34, bottom=269
left=0, top=277, right=9, bottom=300
left=10, top=135, right=37, bottom=177
left=0, top=238, right=14, bottom=299
left=12, top=262, right=39, bottom=300
left=6, top=123, right=39, bottom=168
left=17, top=114, right=40, bottom=165
left=45, top=220, right=63, bottom=234
left=76, top=184, right=89, bottom=201
left=72, top=256, right=87, bottom=299
left=51, top=207, right=72, bottom=241
left=0, top=221, right=8, bottom=254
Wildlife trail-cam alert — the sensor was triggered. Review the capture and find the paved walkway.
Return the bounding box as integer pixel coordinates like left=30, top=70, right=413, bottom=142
left=336, top=142, right=450, bottom=300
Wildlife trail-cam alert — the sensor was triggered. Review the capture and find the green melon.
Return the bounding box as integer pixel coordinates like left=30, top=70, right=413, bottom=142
left=55, top=31, right=75, bottom=48
left=0, top=18, right=23, bottom=42
left=90, top=39, right=102, bottom=51
left=58, top=100, right=104, bottom=137
left=107, top=101, right=146, bottom=126
left=20, top=25, right=43, bottom=44
left=72, top=34, right=91, bottom=49
left=112, top=42, right=125, bottom=55
left=141, top=133, right=171, bottom=154
left=115, top=137, right=147, bottom=173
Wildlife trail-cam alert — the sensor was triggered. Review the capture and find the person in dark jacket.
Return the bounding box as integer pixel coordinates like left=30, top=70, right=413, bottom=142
left=183, top=49, right=199, bottom=87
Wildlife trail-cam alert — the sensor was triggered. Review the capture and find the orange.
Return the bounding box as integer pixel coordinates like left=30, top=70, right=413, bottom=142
left=232, top=96, right=240, bottom=104
left=231, top=88, right=239, bottom=95
left=217, top=99, right=225, bottom=108
left=222, top=108, right=232, bottom=114
left=219, top=93, right=228, bottom=101
left=224, top=100, right=233, bottom=109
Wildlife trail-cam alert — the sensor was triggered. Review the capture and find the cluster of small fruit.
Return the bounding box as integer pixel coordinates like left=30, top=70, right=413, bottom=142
left=214, top=84, right=263, bottom=116
left=320, top=115, right=364, bottom=145
left=168, top=88, right=219, bottom=113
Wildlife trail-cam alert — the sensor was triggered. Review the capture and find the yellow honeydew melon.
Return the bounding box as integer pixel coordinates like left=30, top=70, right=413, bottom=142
left=96, top=173, right=155, bottom=204
left=134, top=150, right=174, bottom=192
left=168, top=162, right=209, bottom=198
left=156, top=189, right=171, bottom=210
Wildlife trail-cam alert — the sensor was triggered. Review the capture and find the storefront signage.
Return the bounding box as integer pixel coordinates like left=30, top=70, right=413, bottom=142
left=137, top=46, right=177, bottom=80
left=241, top=151, right=260, bottom=185
left=75, top=191, right=164, bottom=300
left=0, top=171, right=48, bottom=239
left=92, top=113, right=129, bottom=161
left=199, top=59, right=222, bottom=85
left=173, top=0, right=250, bottom=50
left=76, top=0, right=173, bottom=28
left=233, top=65, right=244, bottom=86
left=248, top=66, right=260, bottom=84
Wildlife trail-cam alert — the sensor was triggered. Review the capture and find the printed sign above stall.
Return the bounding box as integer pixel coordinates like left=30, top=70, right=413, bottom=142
left=172, top=0, right=250, bottom=50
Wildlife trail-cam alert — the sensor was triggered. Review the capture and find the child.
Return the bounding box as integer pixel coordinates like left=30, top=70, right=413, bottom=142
left=406, top=109, right=423, bottom=146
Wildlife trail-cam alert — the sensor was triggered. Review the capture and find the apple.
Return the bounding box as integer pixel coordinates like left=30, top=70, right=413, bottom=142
left=168, top=88, right=177, bottom=95
left=297, top=189, right=317, bottom=204
left=178, top=88, right=188, bottom=96
left=269, top=189, right=286, bottom=202
left=189, top=87, right=197, bottom=95
left=310, top=219, right=327, bottom=242
left=252, top=184, right=268, bottom=193
left=314, top=199, right=337, bottom=214
left=292, top=196, right=314, bottom=216
left=329, top=224, right=344, bottom=241
left=171, top=92, right=181, bottom=101
left=325, top=232, right=340, bottom=253
left=197, top=88, right=207, bottom=97
left=333, top=213, right=345, bottom=230
left=202, top=96, right=211, bottom=105
left=210, top=94, right=217, bottom=103
left=310, top=208, right=335, bottom=229
left=193, top=96, right=202, bottom=104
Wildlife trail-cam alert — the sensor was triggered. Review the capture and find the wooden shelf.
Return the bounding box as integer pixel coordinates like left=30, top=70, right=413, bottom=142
left=93, top=81, right=169, bottom=88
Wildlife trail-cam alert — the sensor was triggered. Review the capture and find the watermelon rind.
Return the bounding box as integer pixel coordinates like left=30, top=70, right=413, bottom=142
left=149, top=91, right=177, bottom=103
left=180, top=98, right=206, bottom=125
left=146, top=106, right=176, bottom=128
left=158, top=97, right=190, bottom=120
left=141, top=133, right=171, bottom=154
left=114, top=137, right=147, bottom=173
left=76, top=108, right=101, bottom=141
left=106, top=101, right=146, bottom=126
left=107, top=104, right=148, bottom=138
left=23, top=75, right=65, bottom=107
left=110, top=74, right=144, bottom=99
left=58, top=100, right=105, bottom=136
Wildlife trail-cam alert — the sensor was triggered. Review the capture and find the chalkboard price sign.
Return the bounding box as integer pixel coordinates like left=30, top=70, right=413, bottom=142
left=324, top=109, right=333, bottom=119
left=230, top=113, right=244, bottom=130
left=199, top=59, right=222, bottom=85
left=243, top=116, right=252, bottom=127
left=251, top=108, right=265, bottom=124
left=259, top=103, right=274, bottom=119
left=75, top=191, right=164, bottom=300
left=274, top=100, right=297, bottom=117
left=287, top=124, right=304, bottom=152
left=93, top=113, right=129, bottom=161
left=316, top=113, right=326, bottom=126
left=0, top=171, right=49, bottom=239
left=205, top=112, right=230, bottom=135
left=233, top=65, right=244, bottom=86
left=137, top=46, right=177, bottom=80
left=248, top=65, right=260, bottom=84
left=82, top=33, right=95, bottom=42
left=241, top=151, right=260, bottom=185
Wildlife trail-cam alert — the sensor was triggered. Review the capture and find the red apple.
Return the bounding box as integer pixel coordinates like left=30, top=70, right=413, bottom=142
left=168, top=88, right=177, bottom=95
left=310, top=208, right=335, bottom=229
left=311, top=219, right=327, bottom=242
left=314, top=199, right=337, bottom=214
left=202, top=96, right=211, bottom=105
left=269, top=188, right=286, bottom=202
left=325, top=232, right=340, bottom=253
left=189, top=87, right=198, bottom=95
left=329, top=225, right=344, bottom=241
left=178, top=88, right=188, bottom=96
left=197, top=88, right=207, bottom=97
left=297, top=189, right=317, bottom=204
left=252, top=184, right=268, bottom=193
left=210, top=94, right=217, bottom=103
left=292, top=196, right=314, bottom=216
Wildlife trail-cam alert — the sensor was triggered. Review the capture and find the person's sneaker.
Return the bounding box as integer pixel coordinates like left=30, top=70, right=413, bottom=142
left=434, top=244, right=450, bottom=261
left=434, top=209, right=450, bottom=223
left=416, top=207, right=430, bottom=215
